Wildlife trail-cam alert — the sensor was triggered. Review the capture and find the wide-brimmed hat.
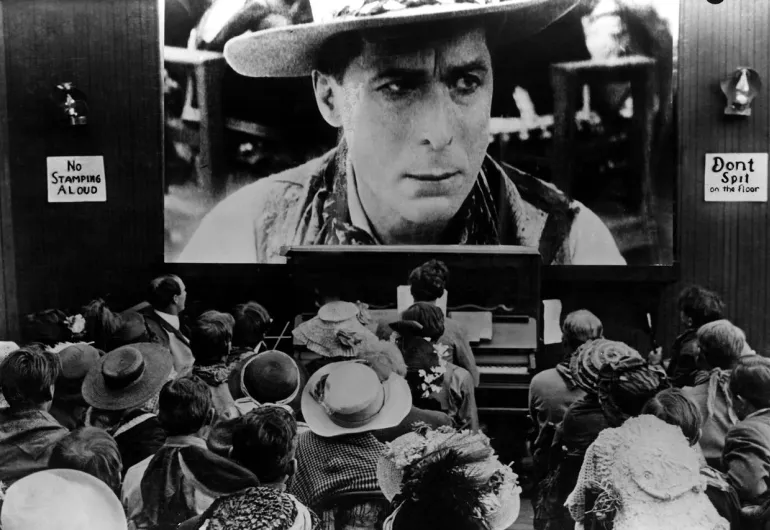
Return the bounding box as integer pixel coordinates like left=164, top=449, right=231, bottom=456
left=302, top=360, right=410, bottom=437
left=225, top=0, right=579, bottom=78
left=230, top=350, right=303, bottom=406
left=0, top=468, right=127, bottom=530
left=56, top=343, right=104, bottom=402
left=82, top=343, right=173, bottom=411
left=377, top=426, right=521, bottom=530
left=293, top=301, right=377, bottom=358
left=570, top=338, right=642, bottom=395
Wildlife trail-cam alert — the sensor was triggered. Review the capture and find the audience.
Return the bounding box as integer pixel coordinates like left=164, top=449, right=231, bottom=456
left=48, top=426, right=123, bottom=497
left=190, top=310, right=238, bottom=420
left=230, top=301, right=272, bottom=363
left=49, top=343, right=103, bottom=429
left=668, top=286, right=725, bottom=388
left=682, top=319, right=745, bottom=470
left=20, top=310, right=70, bottom=348
left=0, top=346, right=68, bottom=486
left=122, top=376, right=258, bottom=530
left=82, top=343, right=172, bottom=474
left=140, top=274, right=194, bottom=377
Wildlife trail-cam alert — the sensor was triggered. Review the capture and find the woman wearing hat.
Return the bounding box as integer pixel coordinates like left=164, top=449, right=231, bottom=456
left=49, top=343, right=104, bottom=429
left=289, top=360, right=411, bottom=518
left=377, top=425, right=521, bottom=530
left=82, top=343, right=173, bottom=475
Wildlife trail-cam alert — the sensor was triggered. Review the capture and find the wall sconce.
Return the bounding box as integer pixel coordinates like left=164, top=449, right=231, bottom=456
left=53, top=82, right=89, bottom=126
left=721, top=67, right=761, bottom=116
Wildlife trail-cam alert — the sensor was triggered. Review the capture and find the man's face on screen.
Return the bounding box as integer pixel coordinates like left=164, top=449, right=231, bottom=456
left=315, top=26, right=493, bottom=241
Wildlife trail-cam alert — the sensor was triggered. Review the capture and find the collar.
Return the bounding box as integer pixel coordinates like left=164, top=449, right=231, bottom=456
left=165, top=434, right=208, bottom=449
left=345, top=157, right=381, bottom=243
left=155, top=310, right=180, bottom=330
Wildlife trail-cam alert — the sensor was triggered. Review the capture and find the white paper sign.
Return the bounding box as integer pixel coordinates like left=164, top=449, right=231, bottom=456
left=47, top=156, right=106, bottom=202
left=543, top=299, right=563, bottom=345
left=705, top=153, right=767, bottom=202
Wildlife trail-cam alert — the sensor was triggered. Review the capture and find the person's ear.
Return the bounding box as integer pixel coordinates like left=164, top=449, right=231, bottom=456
left=312, top=70, right=343, bottom=128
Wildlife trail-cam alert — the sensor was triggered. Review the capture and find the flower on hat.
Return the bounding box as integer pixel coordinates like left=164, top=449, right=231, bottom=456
left=65, top=314, right=86, bottom=337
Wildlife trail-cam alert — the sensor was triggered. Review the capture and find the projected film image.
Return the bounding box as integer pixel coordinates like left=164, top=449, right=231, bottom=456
left=163, top=0, right=678, bottom=266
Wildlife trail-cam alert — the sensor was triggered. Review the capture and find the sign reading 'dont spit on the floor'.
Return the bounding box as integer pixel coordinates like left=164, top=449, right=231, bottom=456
left=705, top=153, right=768, bottom=202
left=47, top=156, right=106, bottom=202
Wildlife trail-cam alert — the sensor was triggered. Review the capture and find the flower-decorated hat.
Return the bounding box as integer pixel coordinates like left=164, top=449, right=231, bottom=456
left=301, top=359, right=410, bottom=437
left=293, top=301, right=378, bottom=358
left=377, top=425, right=521, bottom=530
left=570, top=338, right=643, bottom=395
left=225, top=0, right=579, bottom=78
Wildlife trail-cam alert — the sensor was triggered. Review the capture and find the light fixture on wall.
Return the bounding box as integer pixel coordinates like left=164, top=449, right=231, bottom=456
left=721, top=67, right=761, bottom=116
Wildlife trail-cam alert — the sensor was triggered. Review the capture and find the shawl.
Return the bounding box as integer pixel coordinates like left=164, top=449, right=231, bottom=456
left=135, top=443, right=260, bottom=529
left=694, top=368, right=738, bottom=425
left=193, top=363, right=231, bottom=386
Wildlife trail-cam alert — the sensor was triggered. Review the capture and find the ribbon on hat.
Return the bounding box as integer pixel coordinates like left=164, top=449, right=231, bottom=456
left=329, top=0, right=502, bottom=19
left=239, top=355, right=301, bottom=407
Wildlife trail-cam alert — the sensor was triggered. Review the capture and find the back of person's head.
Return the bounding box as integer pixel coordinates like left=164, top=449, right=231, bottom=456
left=106, top=311, right=150, bottom=350
left=148, top=274, right=182, bottom=310
left=697, top=319, right=745, bottom=370
left=597, top=357, right=670, bottom=426
left=232, top=301, right=272, bottom=349
left=157, top=376, right=213, bottom=436
left=409, top=260, right=450, bottom=302
left=641, top=388, right=702, bottom=446
left=730, top=356, right=770, bottom=411
left=562, top=310, right=603, bottom=352
left=358, top=339, right=407, bottom=379
left=230, top=406, right=297, bottom=484
left=678, top=285, right=725, bottom=329
left=190, top=310, right=234, bottom=365
left=48, top=427, right=122, bottom=496
left=82, top=299, right=122, bottom=352
left=20, top=309, right=70, bottom=346
left=401, top=302, right=445, bottom=341
left=0, top=346, right=60, bottom=409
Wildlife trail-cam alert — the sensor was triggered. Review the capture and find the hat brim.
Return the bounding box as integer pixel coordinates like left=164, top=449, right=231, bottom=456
left=302, top=362, right=411, bottom=437
left=225, top=0, right=579, bottom=78
left=81, top=343, right=173, bottom=411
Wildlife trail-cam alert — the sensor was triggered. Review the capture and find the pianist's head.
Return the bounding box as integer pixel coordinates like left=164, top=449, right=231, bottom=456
left=562, top=309, right=603, bottom=356
left=409, top=260, right=450, bottom=303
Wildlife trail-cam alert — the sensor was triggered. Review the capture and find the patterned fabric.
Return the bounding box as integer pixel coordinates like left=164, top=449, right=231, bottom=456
left=193, top=364, right=231, bottom=386
left=556, top=362, right=578, bottom=390
left=288, top=430, right=385, bottom=510
left=570, top=339, right=643, bottom=395
left=195, top=486, right=318, bottom=530
left=596, top=357, right=670, bottom=427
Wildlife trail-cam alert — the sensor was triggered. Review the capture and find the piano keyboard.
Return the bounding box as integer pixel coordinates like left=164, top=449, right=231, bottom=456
left=478, top=365, right=530, bottom=375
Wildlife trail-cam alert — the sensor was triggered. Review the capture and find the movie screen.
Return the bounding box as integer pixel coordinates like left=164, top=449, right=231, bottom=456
left=163, top=0, right=678, bottom=266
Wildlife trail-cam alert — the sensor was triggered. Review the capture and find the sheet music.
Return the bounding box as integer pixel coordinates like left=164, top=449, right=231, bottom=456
left=448, top=311, right=493, bottom=343
left=543, top=299, right=563, bottom=345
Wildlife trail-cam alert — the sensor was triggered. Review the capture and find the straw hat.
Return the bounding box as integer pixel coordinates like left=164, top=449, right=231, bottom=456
left=81, top=343, right=173, bottom=411
left=301, top=360, right=410, bottom=437
left=1, top=469, right=127, bottom=530
left=225, top=0, right=579, bottom=78
left=293, top=301, right=377, bottom=358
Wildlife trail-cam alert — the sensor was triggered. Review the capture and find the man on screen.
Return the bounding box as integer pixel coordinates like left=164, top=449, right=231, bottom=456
left=178, top=0, right=626, bottom=265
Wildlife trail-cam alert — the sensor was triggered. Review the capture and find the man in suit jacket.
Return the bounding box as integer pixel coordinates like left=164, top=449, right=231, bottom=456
left=140, top=274, right=194, bottom=377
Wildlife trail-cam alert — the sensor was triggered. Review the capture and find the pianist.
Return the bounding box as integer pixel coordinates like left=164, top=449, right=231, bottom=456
left=177, top=0, right=627, bottom=266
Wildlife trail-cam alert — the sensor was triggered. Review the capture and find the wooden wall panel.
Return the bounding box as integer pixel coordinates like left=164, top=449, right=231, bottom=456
left=2, top=0, right=164, bottom=322
left=658, top=0, right=770, bottom=352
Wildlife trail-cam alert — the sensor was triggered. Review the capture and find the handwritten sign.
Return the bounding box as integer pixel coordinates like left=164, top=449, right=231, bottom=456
left=705, top=153, right=767, bottom=202
left=47, top=156, right=106, bottom=203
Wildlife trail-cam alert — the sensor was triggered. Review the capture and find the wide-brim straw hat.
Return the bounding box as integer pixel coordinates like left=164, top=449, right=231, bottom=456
left=82, top=342, right=173, bottom=411
left=1, top=468, right=127, bottom=530
left=302, top=359, right=410, bottom=437
left=225, top=0, right=580, bottom=78
left=293, top=301, right=377, bottom=358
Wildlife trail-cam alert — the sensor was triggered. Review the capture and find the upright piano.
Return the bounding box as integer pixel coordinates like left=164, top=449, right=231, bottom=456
left=283, top=245, right=543, bottom=417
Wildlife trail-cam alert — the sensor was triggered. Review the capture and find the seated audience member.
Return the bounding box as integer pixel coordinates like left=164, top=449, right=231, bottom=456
left=82, top=343, right=172, bottom=474
left=565, top=415, right=729, bottom=530
left=228, top=349, right=307, bottom=421
left=230, top=301, right=273, bottom=364
left=642, top=389, right=742, bottom=529
left=289, top=360, right=410, bottom=511
left=20, top=309, right=71, bottom=347
left=0, top=346, right=68, bottom=485
left=378, top=426, right=521, bottom=530
left=723, top=356, right=770, bottom=521
left=529, top=310, right=601, bottom=484
left=405, top=259, right=479, bottom=386
left=668, top=285, right=725, bottom=387
left=140, top=274, right=194, bottom=377
left=49, top=343, right=103, bottom=429
left=534, top=339, right=644, bottom=530
left=682, top=319, right=745, bottom=471
left=48, top=426, right=123, bottom=497
left=123, top=376, right=259, bottom=530
left=179, top=406, right=319, bottom=530
left=293, top=301, right=380, bottom=375
left=191, top=310, right=238, bottom=420
left=83, top=299, right=123, bottom=352
left=0, top=469, right=127, bottom=530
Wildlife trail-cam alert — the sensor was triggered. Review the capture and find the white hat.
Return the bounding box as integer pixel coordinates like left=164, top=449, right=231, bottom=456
left=1, top=469, right=127, bottom=530
left=301, top=360, right=410, bottom=437
left=224, top=0, right=580, bottom=78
